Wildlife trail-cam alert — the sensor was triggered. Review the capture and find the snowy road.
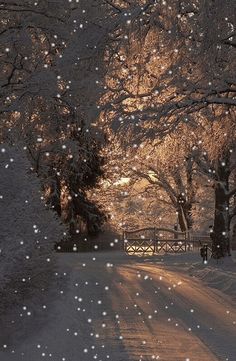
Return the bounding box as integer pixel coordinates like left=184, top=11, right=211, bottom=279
left=1, top=252, right=236, bottom=361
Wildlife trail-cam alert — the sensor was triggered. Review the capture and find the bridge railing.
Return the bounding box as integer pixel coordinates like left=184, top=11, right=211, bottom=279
left=123, top=228, right=211, bottom=255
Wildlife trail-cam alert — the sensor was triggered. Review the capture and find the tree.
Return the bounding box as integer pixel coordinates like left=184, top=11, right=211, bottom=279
left=100, top=0, right=236, bottom=135
left=0, top=0, right=112, bottom=235
left=191, top=118, right=236, bottom=258
left=131, top=138, right=196, bottom=232
left=98, top=129, right=196, bottom=232
left=99, top=0, right=236, bottom=258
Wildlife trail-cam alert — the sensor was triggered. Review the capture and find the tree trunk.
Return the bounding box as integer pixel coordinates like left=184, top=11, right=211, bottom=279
left=46, top=176, right=61, bottom=216
left=185, top=156, right=194, bottom=230
left=177, top=204, right=188, bottom=232
left=177, top=194, right=193, bottom=232
left=176, top=157, right=195, bottom=233
left=212, top=184, right=230, bottom=258
left=231, top=218, right=236, bottom=250
left=212, top=156, right=231, bottom=259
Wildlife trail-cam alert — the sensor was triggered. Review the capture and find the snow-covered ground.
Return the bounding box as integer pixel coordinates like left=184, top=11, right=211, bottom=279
left=1, top=250, right=236, bottom=361
left=189, top=252, right=236, bottom=300
left=153, top=251, right=236, bottom=301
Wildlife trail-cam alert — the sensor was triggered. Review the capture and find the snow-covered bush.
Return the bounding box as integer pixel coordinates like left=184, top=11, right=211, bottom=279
left=0, top=144, right=65, bottom=316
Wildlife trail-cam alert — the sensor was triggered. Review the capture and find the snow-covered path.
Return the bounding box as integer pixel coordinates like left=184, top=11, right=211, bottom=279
left=1, top=252, right=236, bottom=361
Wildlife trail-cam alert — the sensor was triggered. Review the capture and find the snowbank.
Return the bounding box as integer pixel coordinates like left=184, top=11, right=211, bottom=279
left=0, top=144, right=65, bottom=345
left=138, top=250, right=236, bottom=301
left=188, top=251, right=236, bottom=300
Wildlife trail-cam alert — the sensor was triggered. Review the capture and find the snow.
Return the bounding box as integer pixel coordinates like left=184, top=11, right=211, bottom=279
left=0, top=250, right=236, bottom=361
left=189, top=252, right=236, bottom=301
left=0, top=145, right=65, bottom=346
